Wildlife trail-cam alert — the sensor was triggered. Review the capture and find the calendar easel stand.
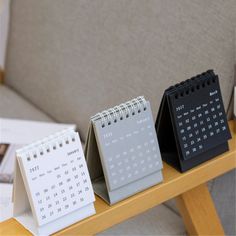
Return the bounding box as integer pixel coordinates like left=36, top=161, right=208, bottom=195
left=0, top=121, right=235, bottom=236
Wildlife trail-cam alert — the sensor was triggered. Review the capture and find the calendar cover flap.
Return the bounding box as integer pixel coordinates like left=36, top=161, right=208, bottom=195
left=85, top=122, right=109, bottom=202
left=84, top=122, right=90, bottom=157
left=13, top=159, right=31, bottom=217
left=92, top=178, right=110, bottom=203
left=156, top=92, right=182, bottom=169
left=85, top=121, right=104, bottom=180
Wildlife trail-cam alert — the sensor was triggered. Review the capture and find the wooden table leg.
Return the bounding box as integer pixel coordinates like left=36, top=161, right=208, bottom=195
left=175, top=183, right=224, bottom=236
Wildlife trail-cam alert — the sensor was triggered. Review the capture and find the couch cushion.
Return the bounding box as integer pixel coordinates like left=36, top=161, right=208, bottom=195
left=0, top=85, right=53, bottom=121
left=98, top=204, right=185, bottom=236
left=210, top=170, right=236, bottom=236
left=5, top=1, right=236, bottom=140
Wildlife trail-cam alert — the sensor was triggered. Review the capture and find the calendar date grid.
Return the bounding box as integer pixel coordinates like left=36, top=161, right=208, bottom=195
left=25, top=149, right=92, bottom=224
left=102, top=123, right=160, bottom=188
left=175, top=97, right=227, bottom=158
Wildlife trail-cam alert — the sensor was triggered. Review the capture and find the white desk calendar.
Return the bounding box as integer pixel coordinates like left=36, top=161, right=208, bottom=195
left=85, top=96, right=163, bottom=205
left=13, top=129, right=95, bottom=236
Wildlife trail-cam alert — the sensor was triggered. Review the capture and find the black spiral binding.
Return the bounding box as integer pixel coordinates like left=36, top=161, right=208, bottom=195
left=170, top=70, right=217, bottom=100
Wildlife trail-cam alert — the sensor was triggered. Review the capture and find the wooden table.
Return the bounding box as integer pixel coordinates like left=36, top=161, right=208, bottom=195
left=1, top=121, right=235, bottom=236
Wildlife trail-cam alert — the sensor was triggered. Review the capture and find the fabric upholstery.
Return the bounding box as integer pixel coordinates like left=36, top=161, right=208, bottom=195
left=0, top=85, right=53, bottom=121
left=5, top=0, right=236, bottom=141
left=99, top=204, right=185, bottom=236
left=0, top=0, right=10, bottom=68
left=210, top=170, right=236, bottom=236
left=3, top=1, right=236, bottom=235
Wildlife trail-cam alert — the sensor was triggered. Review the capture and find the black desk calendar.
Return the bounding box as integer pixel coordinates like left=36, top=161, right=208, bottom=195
left=155, top=70, right=232, bottom=172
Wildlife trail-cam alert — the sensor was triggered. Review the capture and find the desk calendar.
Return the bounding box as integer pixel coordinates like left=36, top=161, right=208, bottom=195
left=85, top=96, right=163, bottom=205
left=156, top=70, right=232, bottom=172
left=13, top=129, right=95, bottom=236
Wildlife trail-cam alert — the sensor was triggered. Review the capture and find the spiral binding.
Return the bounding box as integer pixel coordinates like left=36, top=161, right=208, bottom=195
left=93, top=96, right=148, bottom=128
left=171, top=70, right=217, bottom=100
left=16, top=128, right=76, bottom=162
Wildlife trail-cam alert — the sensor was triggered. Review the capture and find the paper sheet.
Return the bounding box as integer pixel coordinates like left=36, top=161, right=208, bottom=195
left=0, top=118, right=76, bottom=182
left=0, top=118, right=76, bottom=144
left=0, top=144, right=22, bottom=182
left=0, top=183, right=13, bottom=222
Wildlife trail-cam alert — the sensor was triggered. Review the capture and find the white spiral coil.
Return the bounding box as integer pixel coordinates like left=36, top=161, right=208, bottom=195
left=95, top=96, right=148, bottom=128
left=16, top=128, right=76, bottom=162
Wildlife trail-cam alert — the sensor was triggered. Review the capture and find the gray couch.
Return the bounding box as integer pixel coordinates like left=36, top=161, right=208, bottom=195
left=1, top=0, right=235, bottom=235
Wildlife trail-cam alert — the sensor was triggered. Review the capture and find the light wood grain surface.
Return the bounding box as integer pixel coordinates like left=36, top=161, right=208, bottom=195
left=0, top=121, right=235, bottom=236
left=176, top=184, right=225, bottom=235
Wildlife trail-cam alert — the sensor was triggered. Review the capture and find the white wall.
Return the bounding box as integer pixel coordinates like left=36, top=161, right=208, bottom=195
left=0, top=0, right=10, bottom=69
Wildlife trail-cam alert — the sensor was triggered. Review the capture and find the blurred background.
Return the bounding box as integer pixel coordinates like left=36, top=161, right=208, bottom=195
left=0, top=0, right=235, bottom=235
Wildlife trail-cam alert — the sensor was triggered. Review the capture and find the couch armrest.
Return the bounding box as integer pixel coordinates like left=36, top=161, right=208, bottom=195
left=0, top=0, right=10, bottom=71
left=0, top=67, right=4, bottom=83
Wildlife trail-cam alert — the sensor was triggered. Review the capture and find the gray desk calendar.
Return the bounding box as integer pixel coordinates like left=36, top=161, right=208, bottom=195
left=85, top=96, right=163, bottom=205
